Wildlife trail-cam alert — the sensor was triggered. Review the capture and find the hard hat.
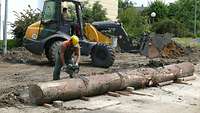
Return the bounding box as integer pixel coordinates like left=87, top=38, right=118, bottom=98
left=71, top=35, right=79, bottom=46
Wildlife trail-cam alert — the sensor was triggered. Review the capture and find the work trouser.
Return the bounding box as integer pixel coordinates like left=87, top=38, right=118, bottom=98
left=53, top=47, right=73, bottom=80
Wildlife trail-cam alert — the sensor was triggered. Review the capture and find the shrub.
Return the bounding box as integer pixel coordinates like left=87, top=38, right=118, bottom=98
left=152, top=18, right=191, bottom=37
left=11, top=5, right=40, bottom=46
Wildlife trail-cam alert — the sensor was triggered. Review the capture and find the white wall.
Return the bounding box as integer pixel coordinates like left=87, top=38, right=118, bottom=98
left=81, top=0, right=118, bottom=20
left=0, top=0, right=44, bottom=39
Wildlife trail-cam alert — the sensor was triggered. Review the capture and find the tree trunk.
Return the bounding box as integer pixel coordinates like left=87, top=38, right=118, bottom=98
left=29, top=62, right=194, bottom=105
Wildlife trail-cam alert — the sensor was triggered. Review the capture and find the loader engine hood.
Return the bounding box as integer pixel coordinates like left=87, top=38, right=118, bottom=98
left=25, top=21, right=43, bottom=40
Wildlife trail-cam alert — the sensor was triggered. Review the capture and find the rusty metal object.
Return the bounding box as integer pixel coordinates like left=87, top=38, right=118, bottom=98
left=147, top=41, right=160, bottom=58
left=29, top=62, right=194, bottom=105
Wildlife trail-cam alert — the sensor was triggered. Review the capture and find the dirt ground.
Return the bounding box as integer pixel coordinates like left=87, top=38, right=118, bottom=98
left=0, top=47, right=200, bottom=113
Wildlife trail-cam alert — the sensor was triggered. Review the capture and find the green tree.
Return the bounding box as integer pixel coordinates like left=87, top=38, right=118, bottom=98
left=82, top=1, right=107, bottom=23
left=170, top=0, right=200, bottom=35
left=118, top=0, right=134, bottom=12
left=143, top=0, right=168, bottom=22
left=152, top=18, right=191, bottom=37
left=11, top=5, right=40, bottom=46
left=118, top=7, right=147, bottom=38
left=118, top=0, right=147, bottom=38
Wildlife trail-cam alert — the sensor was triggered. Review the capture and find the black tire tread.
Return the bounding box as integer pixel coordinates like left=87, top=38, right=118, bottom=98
left=47, top=41, right=63, bottom=65
left=91, top=43, right=115, bottom=68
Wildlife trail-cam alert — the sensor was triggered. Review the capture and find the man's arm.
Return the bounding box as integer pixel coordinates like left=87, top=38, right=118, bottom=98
left=60, top=41, right=70, bottom=65
left=74, top=45, right=81, bottom=65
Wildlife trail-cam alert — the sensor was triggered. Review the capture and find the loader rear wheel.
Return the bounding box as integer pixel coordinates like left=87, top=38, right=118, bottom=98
left=91, top=44, right=115, bottom=68
left=46, top=41, right=63, bottom=65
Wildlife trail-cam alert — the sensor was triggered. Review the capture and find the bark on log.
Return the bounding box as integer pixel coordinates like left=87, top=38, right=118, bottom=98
left=29, top=62, right=194, bottom=105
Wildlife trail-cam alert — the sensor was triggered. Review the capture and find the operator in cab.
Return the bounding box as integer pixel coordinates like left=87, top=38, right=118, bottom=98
left=62, top=7, right=70, bottom=21
left=53, top=35, right=80, bottom=80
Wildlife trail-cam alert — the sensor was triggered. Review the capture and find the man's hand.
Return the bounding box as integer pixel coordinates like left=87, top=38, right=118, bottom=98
left=61, top=64, right=68, bottom=71
left=75, top=63, right=79, bottom=67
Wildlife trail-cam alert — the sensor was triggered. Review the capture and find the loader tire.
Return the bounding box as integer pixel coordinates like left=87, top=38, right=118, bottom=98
left=47, top=41, right=63, bottom=65
left=91, top=44, right=115, bottom=68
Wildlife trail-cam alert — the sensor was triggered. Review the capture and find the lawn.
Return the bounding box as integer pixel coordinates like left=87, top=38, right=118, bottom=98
left=173, top=38, right=200, bottom=48
left=0, top=39, right=17, bottom=49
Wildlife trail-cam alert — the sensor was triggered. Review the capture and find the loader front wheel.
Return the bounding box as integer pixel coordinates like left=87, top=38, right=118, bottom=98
left=46, top=41, right=63, bottom=65
left=91, top=44, right=115, bottom=68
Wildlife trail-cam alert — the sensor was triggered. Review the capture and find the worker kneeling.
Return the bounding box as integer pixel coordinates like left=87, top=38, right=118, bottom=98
left=53, top=35, right=80, bottom=80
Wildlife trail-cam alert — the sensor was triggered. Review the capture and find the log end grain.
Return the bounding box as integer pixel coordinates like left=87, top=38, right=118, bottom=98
left=28, top=84, right=44, bottom=105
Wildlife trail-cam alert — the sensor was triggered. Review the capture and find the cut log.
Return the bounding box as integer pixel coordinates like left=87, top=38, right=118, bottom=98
left=176, top=76, right=196, bottom=82
left=129, top=91, right=153, bottom=97
left=29, top=62, right=194, bottom=105
left=158, top=80, right=174, bottom=86
left=115, top=91, right=130, bottom=96
left=126, top=87, right=135, bottom=92
left=107, top=92, right=121, bottom=97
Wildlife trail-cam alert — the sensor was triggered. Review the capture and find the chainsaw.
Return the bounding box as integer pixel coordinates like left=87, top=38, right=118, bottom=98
left=62, top=64, right=79, bottom=78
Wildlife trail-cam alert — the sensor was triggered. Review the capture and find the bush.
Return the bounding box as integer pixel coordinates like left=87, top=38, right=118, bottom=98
left=11, top=5, right=40, bottom=46
left=152, top=18, right=192, bottom=37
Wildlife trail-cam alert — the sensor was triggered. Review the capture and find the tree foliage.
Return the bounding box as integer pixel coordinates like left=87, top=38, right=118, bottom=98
left=82, top=1, right=108, bottom=23
left=118, top=0, right=134, bottom=12
left=143, top=0, right=168, bottom=22
left=118, top=0, right=147, bottom=38
left=152, top=18, right=191, bottom=37
left=11, top=5, right=40, bottom=46
left=142, top=0, right=200, bottom=37
left=169, top=0, right=200, bottom=34
left=119, top=7, right=147, bottom=38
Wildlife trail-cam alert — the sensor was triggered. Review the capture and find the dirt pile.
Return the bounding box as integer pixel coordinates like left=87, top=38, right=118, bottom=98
left=0, top=86, right=28, bottom=108
left=0, top=47, right=48, bottom=65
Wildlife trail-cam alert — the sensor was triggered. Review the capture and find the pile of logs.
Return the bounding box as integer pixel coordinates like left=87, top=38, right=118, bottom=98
left=29, top=62, right=195, bottom=105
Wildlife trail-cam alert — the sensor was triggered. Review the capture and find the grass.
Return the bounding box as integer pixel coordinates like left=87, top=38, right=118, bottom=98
left=173, top=38, right=200, bottom=48
left=0, top=39, right=17, bottom=49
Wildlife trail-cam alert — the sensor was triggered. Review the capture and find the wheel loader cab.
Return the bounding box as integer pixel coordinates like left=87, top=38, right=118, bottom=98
left=40, top=0, right=81, bottom=37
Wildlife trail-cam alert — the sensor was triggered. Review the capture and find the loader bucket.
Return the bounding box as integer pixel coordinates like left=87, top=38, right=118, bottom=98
left=140, top=37, right=160, bottom=58
left=140, top=35, right=184, bottom=58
